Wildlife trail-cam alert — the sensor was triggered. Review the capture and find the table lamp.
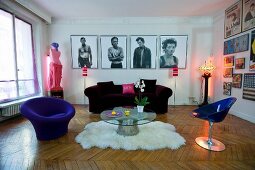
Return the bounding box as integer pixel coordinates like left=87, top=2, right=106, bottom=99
left=199, top=61, right=216, bottom=106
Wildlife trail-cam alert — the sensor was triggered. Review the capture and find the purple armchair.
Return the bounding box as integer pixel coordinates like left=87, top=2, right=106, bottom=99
left=20, top=97, right=75, bottom=140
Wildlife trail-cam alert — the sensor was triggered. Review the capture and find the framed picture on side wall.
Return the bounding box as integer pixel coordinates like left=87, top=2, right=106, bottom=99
left=242, top=0, right=255, bottom=31
left=235, top=58, right=245, bottom=69
left=250, top=30, right=255, bottom=70
left=130, top=35, right=157, bottom=69
left=224, top=56, right=234, bottom=67
left=100, top=35, right=127, bottom=69
left=159, top=35, right=188, bottom=69
left=223, top=82, right=232, bottom=96
left=223, top=68, right=233, bottom=78
left=70, top=35, right=98, bottom=69
left=224, top=1, right=242, bottom=39
left=232, top=74, right=243, bottom=88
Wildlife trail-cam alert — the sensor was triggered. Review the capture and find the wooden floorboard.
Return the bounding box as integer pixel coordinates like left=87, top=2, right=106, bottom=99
left=0, top=105, right=255, bottom=169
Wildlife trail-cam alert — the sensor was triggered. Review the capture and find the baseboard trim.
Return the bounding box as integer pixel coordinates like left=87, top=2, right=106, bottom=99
left=230, top=110, right=255, bottom=124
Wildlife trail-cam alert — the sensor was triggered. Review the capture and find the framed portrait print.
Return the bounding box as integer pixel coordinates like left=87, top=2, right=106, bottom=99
left=159, top=35, right=188, bottom=69
left=223, top=82, right=232, bottom=96
left=242, top=0, right=255, bottom=31
left=232, top=73, right=243, bottom=88
left=100, top=35, right=127, bottom=69
left=130, top=35, right=157, bottom=69
left=224, top=1, right=242, bottom=39
left=235, top=58, right=245, bottom=69
left=224, top=56, right=234, bottom=67
left=250, top=30, right=255, bottom=70
left=70, top=35, right=98, bottom=69
left=223, top=68, right=233, bottom=78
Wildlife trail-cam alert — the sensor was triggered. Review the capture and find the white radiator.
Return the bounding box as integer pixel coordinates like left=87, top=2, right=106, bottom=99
left=0, top=103, right=21, bottom=117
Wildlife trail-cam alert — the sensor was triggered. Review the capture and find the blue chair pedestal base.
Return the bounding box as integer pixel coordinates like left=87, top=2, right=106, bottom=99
left=195, top=137, right=225, bottom=152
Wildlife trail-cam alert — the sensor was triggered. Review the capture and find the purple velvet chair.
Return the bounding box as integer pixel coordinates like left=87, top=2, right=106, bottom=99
left=20, top=97, right=75, bottom=140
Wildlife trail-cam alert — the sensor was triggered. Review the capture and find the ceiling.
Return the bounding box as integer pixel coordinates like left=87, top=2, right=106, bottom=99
left=31, top=0, right=237, bottom=19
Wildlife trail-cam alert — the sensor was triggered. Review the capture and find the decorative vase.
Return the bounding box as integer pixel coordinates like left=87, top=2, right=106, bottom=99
left=137, top=105, right=144, bottom=113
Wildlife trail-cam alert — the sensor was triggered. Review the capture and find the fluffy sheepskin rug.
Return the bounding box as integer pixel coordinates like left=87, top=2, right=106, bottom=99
left=75, top=121, right=186, bottom=150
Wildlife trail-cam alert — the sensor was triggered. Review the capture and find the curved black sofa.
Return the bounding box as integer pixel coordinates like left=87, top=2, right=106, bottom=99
left=84, top=81, right=172, bottom=114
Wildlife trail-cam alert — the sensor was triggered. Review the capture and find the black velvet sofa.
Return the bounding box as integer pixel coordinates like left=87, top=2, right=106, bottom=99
left=84, top=80, right=173, bottom=114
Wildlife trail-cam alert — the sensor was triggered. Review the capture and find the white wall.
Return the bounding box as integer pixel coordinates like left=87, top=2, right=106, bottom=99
left=213, top=12, right=255, bottom=123
left=47, top=17, right=213, bottom=105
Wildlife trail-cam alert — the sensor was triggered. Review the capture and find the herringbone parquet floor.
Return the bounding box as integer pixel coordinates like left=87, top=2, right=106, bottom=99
left=0, top=105, right=255, bottom=170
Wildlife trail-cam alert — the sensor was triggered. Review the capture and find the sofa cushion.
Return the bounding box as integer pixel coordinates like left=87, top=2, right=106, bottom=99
left=122, top=83, right=135, bottom=94
left=97, top=81, right=114, bottom=95
left=141, top=79, right=157, bottom=93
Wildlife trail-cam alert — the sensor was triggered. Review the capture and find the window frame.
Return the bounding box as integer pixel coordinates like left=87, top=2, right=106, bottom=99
left=0, top=8, right=40, bottom=103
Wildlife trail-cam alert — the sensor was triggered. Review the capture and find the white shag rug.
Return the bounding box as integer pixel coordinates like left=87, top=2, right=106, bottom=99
left=75, top=121, right=186, bottom=150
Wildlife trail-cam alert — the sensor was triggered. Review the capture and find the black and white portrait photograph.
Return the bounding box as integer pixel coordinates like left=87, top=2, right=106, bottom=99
left=224, top=1, right=242, bottom=38
left=130, top=36, right=157, bottom=69
left=70, top=35, right=98, bottom=69
left=243, top=0, right=255, bottom=31
left=101, top=36, right=127, bottom=69
left=160, top=35, right=188, bottom=69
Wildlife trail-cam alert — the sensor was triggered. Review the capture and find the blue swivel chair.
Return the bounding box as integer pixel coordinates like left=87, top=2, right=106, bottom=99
left=191, top=97, right=237, bottom=151
left=20, top=97, right=75, bottom=140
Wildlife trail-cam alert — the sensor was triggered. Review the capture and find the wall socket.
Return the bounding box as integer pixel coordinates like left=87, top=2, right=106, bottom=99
left=189, top=97, right=198, bottom=105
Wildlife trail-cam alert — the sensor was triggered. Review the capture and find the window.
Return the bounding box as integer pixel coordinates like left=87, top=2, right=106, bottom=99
left=0, top=9, right=39, bottom=103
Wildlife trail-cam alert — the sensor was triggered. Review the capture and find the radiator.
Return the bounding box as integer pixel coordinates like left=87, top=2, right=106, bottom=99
left=0, top=103, right=21, bottom=117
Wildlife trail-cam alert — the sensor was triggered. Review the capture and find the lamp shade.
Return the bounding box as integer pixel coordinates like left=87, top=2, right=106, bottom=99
left=199, top=61, right=216, bottom=76
left=82, top=66, right=88, bottom=77
left=172, top=67, right=178, bottom=77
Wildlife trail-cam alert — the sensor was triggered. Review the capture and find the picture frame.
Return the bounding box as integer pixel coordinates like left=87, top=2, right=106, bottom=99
left=232, top=73, right=243, bottom=88
left=235, top=58, right=245, bottom=69
left=224, top=56, right=234, bottom=67
left=242, top=0, right=255, bottom=31
left=224, top=39, right=234, bottom=55
left=250, top=30, right=255, bottom=70
left=224, top=1, right=242, bottom=39
left=223, top=33, right=249, bottom=55
left=159, top=35, right=188, bottom=69
left=70, top=35, right=98, bottom=69
left=130, top=35, right=157, bottom=69
left=223, top=82, right=232, bottom=96
left=238, top=33, right=249, bottom=52
left=223, top=68, right=233, bottom=78
left=100, top=35, right=127, bottom=69
left=243, top=73, right=255, bottom=101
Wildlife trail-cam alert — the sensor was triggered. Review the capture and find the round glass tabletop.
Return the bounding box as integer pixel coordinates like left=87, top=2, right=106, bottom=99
left=100, top=106, right=156, bottom=126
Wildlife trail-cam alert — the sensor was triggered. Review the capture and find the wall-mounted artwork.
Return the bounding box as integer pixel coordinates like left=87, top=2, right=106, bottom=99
left=223, top=82, right=232, bottom=96
left=159, top=35, right=188, bottom=69
left=100, top=36, right=127, bottom=69
left=223, top=68, right=233, bottom=78
left=130, top=36, right=157, bottom=69
left=250, top=30, right=255, bottom=70
left=223, top=33, right=249, bottom=55
left=224, top=56, right=234, bottom=67
left=235, top=58, right=245, bottom=69
left=242, top=0, right=255, bottom=31
left=232, top=74, right=243, bottom=88
left=70, top=35, right=98, bottom=69
left=224, top=0, right=242, bottom=38
left=243, top=73, right=255, bottom=101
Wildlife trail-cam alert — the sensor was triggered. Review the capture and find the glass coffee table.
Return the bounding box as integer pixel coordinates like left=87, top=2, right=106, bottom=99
left=100, top=107, right=156, bottom=136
